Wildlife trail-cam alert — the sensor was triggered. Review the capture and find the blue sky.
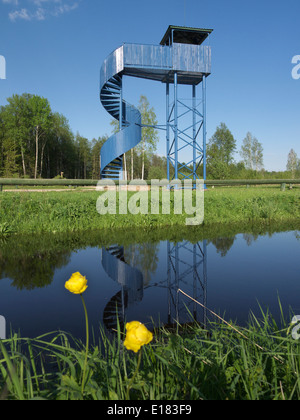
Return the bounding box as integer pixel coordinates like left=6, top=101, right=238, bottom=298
left=0, top=0, right=299, bottom=171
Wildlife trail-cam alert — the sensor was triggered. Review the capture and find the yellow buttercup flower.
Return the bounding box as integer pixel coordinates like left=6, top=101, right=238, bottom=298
left=64, top=272, right=89, bottom=397
left=65, top=272, right=88, bottom=295
left=124, top=321, right=153, bottom=353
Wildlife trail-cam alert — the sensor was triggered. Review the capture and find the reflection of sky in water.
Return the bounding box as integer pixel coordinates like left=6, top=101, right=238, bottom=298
left=0, top=231, right=299, bottom=341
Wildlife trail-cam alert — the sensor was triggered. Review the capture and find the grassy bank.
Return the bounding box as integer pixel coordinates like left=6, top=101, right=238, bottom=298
left=0, top=187, right=299, bottom=235
left=1, top=303, right=300, bottom=400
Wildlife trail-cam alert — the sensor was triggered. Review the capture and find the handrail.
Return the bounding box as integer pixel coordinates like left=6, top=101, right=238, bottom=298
left=99, top=41, right=211, bottom=180
left=0, top=178, right=299, bottom=189
left=0, top=179, right=98, bottom=187
left=206, top=179, right=300, bottom=185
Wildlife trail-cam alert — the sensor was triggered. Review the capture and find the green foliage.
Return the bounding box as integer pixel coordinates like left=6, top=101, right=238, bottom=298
left=0, top=187, right=299, bottom=236
left=240, top=132, right=264, bottom=171
left=0, top=94, right=297, bottom=183
left=137, top=95, right=159, bottom=155
left=207, top=122, right=237, bottom=179
left=0, top=222, right=14, bottom=236
left=205, top=124, right=265, bottom=180
left=286, top=149, right=299, bottom=179
left=2, top=302, right=300, bottom=400
left=0, top=93, right=108, bottom=180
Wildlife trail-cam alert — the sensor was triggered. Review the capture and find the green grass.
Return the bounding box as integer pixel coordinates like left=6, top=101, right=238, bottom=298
left=1, top=186, right=299, bottom=400
left=1, top=302, right=300, bottom=400
left=205, top=187, right=300, bottom=224
left=0, top=187, right=299, bottom=235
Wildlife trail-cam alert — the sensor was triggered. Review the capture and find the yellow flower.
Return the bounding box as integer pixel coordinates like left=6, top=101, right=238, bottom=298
left=124, top=321, right=153, bottom=353
left=65, top=272, right=88, bottom=295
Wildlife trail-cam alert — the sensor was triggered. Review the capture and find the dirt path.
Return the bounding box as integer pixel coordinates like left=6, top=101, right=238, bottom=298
left=3, top=188, right=97, bottom=193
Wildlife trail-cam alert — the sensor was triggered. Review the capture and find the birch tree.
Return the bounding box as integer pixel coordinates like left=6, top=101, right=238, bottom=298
left=240, top=132, right=264, bottom=171
left=27, top=95, right=52, bottom=179
left=137, top=95, right=159, bottom=180
left=286, top=149, right=298, bottom=178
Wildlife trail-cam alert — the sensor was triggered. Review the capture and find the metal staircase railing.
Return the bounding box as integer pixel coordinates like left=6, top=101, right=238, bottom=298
left=100, top=52, right=141, bottom=180
left=101, top=245, right=143, bottom=331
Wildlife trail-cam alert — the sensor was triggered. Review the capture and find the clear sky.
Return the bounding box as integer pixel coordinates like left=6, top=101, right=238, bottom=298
left=0, top=0, right=299, bottom=172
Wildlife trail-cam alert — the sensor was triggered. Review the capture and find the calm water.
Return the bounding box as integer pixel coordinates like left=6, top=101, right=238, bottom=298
left=0, top=230, right=300, bottom=341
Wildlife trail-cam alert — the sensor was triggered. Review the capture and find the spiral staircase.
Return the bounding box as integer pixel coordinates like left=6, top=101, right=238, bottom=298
left=99, top=27, right=212, bottom=181
left=100, top=63, right=141, bottom=180
left=102, top=245, right=143, bottom=332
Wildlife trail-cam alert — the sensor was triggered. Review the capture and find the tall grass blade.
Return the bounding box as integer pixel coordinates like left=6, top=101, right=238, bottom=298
left=0, top=341, right=25, bottom=400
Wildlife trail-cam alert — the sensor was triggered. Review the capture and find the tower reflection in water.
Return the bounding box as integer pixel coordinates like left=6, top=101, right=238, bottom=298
left=101, top=241, right=207, bottom=332
left=166, top=241, right=207, bottom=328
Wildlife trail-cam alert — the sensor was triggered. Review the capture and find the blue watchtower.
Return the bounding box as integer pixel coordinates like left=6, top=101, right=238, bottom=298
left=100, top=25, right=213, bottom=181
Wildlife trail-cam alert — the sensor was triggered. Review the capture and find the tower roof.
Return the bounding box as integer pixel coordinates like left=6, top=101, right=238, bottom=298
left=160, top=25, right=213, bottom=46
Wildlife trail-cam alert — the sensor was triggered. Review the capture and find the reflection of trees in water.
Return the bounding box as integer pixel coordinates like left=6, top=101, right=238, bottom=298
left=0, top=252, right=71, bottom=290
left=208, top=236, right=235, bottom=257
left=124, top=242, right=159, bottom=286
left=0, top=236, right=159, bottom=294
left=242, top=233, right=259, bottom=246
left=208, top=233, right=263, bottom=256
left=0, top=237, right=72, bottom=290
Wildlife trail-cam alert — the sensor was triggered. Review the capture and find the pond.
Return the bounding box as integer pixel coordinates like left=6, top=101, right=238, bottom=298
left=0, top=229, right=300, bottom=342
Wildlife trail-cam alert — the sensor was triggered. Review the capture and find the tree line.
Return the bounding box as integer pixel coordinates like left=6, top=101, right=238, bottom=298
left=0, top=93, right=161, bottom=180
left=0, top=93, right=298, bottom=180
left=0, top=93, right=108, bottom=179
left=205, top=122, right=299, bottom=180
left=206, top=122, right=264, bottom=179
